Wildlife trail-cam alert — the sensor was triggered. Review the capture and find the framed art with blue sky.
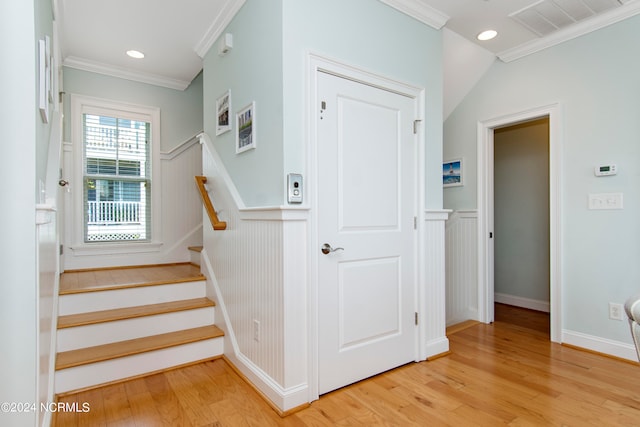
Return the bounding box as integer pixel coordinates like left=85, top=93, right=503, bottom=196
left=443, top=158, right=463, bottom=187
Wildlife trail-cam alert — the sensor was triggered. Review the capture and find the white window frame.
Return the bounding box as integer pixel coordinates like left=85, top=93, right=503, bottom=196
left=70, top=95, right=162, bottom=255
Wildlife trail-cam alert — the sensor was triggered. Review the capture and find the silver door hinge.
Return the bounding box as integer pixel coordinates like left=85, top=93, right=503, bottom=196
left=413, top=119, right=422, bottom=134
left=415, top=312, right=419, bottom=325
left=414, top=216, right=417, bottom=230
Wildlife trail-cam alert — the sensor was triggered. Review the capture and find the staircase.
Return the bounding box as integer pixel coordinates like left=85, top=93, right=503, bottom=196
left=54, top=262, right=224, bottom=394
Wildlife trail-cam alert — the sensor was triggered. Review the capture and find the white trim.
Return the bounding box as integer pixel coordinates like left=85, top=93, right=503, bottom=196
left=239, top=206, right=309, bottom=221
left=36, top=204, right=56, bottom=225
left=477, top=103, right=562, bottom=343
left=562, top=329, right=638, bottom=362
left=498, top=1, right=640, bottom=62
left=494, top=293, right=550, bottom=313
left=69, top=241, right=163, bottom=256
left=378, top=0, right=449, bottom=29
left=424, top=209, right=452, bottom=221
left=307, top=52, right=426, bottom=400
left=194, top=0, right=246, bottom=58
left=160, top=133, right=202, bottom=160
left=69, top=94, right=162, bottom=255
left=63, top=56, right=190, bottom=91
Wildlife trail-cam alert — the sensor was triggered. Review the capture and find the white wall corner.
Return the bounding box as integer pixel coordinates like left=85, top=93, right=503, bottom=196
left=282, top=219, right=310, bottom=391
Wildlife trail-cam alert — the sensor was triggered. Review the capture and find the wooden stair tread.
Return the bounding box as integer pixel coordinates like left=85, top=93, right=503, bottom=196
left=56, top=325, right=224, bottom=370
left=60, top=263, right=204, bottom=295
left=57, top=298, right=215, bottom=329
left=187, top=246, right=203, bottom=252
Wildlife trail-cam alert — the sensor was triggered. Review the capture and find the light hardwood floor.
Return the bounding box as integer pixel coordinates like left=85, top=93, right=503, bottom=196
left=54, top=304, right=640, bottom=426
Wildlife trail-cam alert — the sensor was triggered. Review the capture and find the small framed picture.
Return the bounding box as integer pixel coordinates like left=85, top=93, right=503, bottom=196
left=236, top=101, right=256, bottom=154
left=216, top=90, right=231, bottom=135
left=443, top=158, right=463, bottom=187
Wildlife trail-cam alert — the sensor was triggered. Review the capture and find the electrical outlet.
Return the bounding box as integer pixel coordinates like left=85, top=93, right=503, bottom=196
left=609, top=302, right=624, bottom=321
left=253, top=319, right=261, bottom=342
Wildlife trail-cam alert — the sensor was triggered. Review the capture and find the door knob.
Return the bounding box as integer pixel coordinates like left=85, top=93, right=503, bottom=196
left=58, top=179, right=69, bottom=187
left=321, top=243, right=344, bottom=255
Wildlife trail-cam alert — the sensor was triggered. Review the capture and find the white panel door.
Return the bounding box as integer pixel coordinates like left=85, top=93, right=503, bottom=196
left=317, top=71, right=417, bottom=394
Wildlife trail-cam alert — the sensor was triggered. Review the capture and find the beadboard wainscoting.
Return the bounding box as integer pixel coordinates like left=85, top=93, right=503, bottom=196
left=63, top=134, right=204, bottom=270
left=445, top=210, right=479, bottom=326
left=199, top=134, right=309, bottom=413
left=422, top=210, right=452, bottom=358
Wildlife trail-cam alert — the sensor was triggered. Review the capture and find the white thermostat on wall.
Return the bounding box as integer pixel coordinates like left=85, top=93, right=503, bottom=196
left=594, top=164, right=617, bottom=177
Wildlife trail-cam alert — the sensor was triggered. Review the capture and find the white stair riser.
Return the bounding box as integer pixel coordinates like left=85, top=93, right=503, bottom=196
left=189, top=250, right=201, bottom=266
left=58, top=280, right=207, bottom=315
left=57, top=307, right=216, bottom=351
left=54, top=338, right=224, bottom=394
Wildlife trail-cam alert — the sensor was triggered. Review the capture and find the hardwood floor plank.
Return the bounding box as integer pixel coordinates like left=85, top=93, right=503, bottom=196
left=55, top=305, right=640, bottom=426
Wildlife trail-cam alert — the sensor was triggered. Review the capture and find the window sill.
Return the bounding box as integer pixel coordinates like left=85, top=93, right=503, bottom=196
left=70, top=241, right=163, bottom=257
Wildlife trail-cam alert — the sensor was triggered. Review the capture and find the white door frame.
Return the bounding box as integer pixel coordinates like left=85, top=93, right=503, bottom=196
left=477, top=103, right=562, bottom=343
left=306, top=53, right=425, bottom=401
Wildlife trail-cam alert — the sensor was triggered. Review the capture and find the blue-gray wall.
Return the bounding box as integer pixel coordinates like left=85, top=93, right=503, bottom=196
left=444, top=15, right=640, bottom=343
left=204, top=0, right=443, bottom=208
left=63, top=68, right=204, bottom=151
left=203, top=0, right=284, bottom=207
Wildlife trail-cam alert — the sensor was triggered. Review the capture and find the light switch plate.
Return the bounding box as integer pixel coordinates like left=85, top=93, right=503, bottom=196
left=588, top=193, right=623, bottom=210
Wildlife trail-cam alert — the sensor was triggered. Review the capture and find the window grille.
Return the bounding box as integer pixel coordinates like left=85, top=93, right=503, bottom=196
left=82, top=113, right=151, bottom=243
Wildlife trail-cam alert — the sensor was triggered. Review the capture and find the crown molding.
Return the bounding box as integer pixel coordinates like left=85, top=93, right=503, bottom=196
left=378, top=0, right=449, bottom=29
left=194, top=0, right=246, bottom=58
left=498, top=1, right=640, bottom=63
left=63, top=56, right=190, bottom=91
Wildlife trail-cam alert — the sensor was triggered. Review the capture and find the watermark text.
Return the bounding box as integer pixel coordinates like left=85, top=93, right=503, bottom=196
left=1, top=402, right=90, bottom=413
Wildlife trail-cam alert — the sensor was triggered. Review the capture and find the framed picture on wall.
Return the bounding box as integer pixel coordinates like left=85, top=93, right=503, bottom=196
left=216, top=90, right=231, bottom=135
left=236, top=102, right=256, bottom=154
left=443, top=158, right=463, bottom=187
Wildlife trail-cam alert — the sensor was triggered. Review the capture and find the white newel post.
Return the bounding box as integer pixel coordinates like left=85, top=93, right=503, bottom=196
left=421, top=209, right=451, bottom=359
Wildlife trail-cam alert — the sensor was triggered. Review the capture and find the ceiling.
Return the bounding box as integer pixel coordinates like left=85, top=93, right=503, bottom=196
left=58, top=0, right=640, bottom=91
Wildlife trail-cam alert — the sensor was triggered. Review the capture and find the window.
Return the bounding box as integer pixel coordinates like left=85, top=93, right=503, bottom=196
left=71, top=96, right=160, bottom=249
left=83, top=113, right=150, bottom=242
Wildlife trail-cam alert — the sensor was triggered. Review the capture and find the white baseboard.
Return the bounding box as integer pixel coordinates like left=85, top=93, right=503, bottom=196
left=424, top=337, right=450, bottom=359
left=495, top=293, right=550, bottom=313
left=562, top=329, right=638, bottom=362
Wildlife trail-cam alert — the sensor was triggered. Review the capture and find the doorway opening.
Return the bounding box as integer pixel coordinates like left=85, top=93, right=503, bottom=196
left=493, top=118, right=550, bottom=336
left=477, top=104, right=562, bottom=343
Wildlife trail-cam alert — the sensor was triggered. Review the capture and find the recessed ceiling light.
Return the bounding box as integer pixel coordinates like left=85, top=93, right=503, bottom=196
left=477, top=30, right=498, bottom=41
left=126, top=50, right=145, bottom=59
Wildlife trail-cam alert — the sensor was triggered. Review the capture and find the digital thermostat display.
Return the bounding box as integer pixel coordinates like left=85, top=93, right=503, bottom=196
left=594, top=164, right=617, bottom=176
